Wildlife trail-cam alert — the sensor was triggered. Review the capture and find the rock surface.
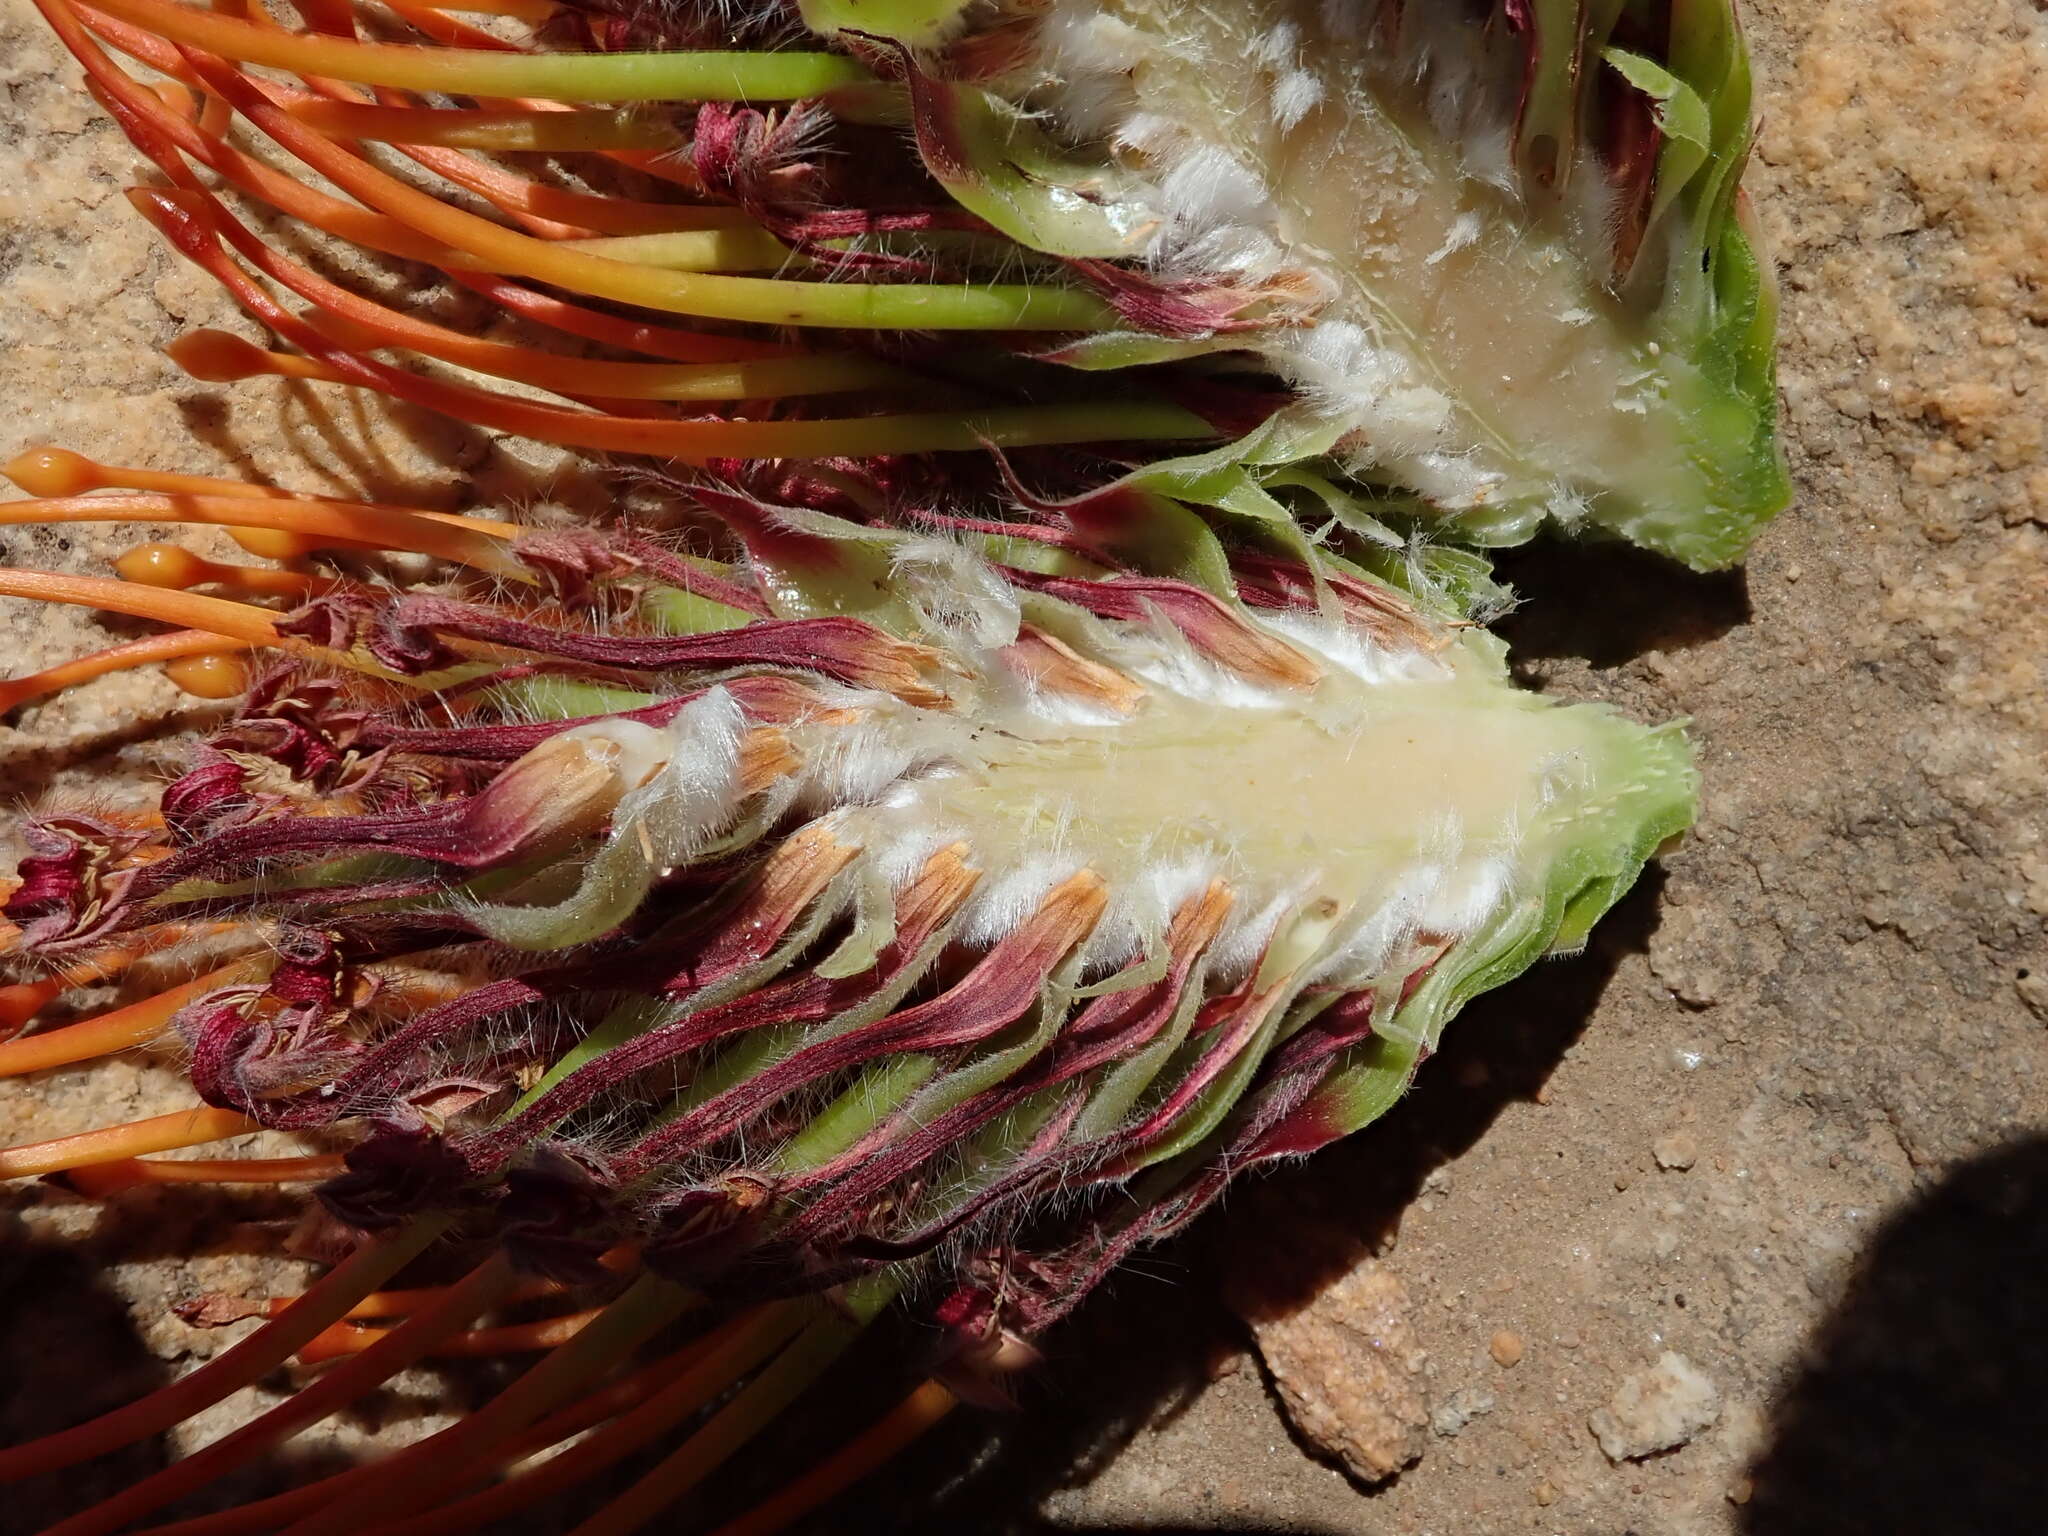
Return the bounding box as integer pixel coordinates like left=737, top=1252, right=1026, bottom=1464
left=1230, top=1256, right=1430, bottom=1484
left=1590, top=1352, right=1726, bottom=1463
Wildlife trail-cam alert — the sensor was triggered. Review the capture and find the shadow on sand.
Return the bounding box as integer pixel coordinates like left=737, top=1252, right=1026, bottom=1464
left=1742, top=1133, right=2048, bottom=1536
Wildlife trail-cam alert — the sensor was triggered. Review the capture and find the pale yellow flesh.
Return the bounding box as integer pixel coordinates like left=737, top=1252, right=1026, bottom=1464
left=1090, top=0, right=1691, bottom=531
left=904, top=652, right=1601, bottom=923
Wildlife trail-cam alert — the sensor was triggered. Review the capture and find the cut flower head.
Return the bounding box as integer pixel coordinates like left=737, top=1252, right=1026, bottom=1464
left=0, top=0, right=1770, bottom=1527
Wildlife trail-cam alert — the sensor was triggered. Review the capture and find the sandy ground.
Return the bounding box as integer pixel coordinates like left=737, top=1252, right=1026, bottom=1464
left=2, top=2, right=2044, bottom=1533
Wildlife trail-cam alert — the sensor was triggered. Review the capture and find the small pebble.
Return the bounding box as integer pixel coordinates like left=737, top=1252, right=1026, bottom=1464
left=1431, top=1384, right=1496, bottom=1439
left=1589, top=1351, right=1722, bottom=1461
left=1490, top=1330, right=1525, bottom=1368
left=1534, top=1479, right=1557, bottom=1507
left=1654, top=1132, right=1699, bottom=1171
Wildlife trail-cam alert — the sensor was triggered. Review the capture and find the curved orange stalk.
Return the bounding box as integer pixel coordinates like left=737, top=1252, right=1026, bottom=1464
left=361, top=1305, right=806, bottom=1536
left=44, top=4, right=793, bottom=362
left=35, top=1251, right=514, bottom=1536
left=2, top=562, right=622, bottom=683
left=119, top=151, right=806, bottom=398
left=381, top=138, right=696, bottom=239
left=0, top=959, right=259, bottom=1078
left=54, top=1152, right=347, bottom=1197
left=9, top=443, right=366, bottom=559
left=161, top=210, right=891, bottom=399
left=0, top=628, right=246, bottom=715
left=96, top=3, right=714, bottom=259
left=285, top=1244, right=637, bottom=1323
left=296, top=310, right=893, bottom=402
left=78, top=0, right=874, bottom=103
left=132, top=1330, right=733, bottom=1536
left=267, top=1276, right=697, bottom=1535
left=296, top=1303, right=605, bottom=1365
left=68, top=10, right=473, bottom=265
left=7, top=445, right=517, bottom=545
left=446, top=271, right=794, bottom=365
left=709, top=1378, right=959, bottom=1536
left=137, top=185, right=1206, bottom=462
left=112, top=0, right=721, bottom=239
left=0, top=1219, right=444, bottom=1484
left=286, top=99, right=682, bottom=153
left=142, top=40, right=1112, bottom=334
left=0, top=925, right=227, bottom=1035
left=0, top=492, right=526, bottom=574
left=84, top=4, right=741, bottom=299
left=287, top=1269, right=578, bottom=1322
left=364, top=0, right=706, bottom=193
left=356, top=136, right=713, bottom=239
left=0, top=1106, right=263, bottom=1179
left=213, top=9, right=714, bottom=242
left=0, top=568, right=303, bottom=650
left=360, top=0, right=709, bottom=193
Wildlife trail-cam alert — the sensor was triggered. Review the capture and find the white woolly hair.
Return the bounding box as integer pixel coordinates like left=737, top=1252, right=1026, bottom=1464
left=456, top=686, right=755, bottom=950
left=1024, top=0, right=1637, bottom=519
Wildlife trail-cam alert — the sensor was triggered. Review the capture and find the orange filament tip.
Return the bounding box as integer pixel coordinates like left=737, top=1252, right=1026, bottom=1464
left=0, top=978, right=68, bottom=1038
left=152, top=78, right=201, bottom=122
left=5, top=445, right=299, bottom=505
left=167, top=328, right=347, bottom=385
left=167, top=652, right=250, bottom=698
left=116, top=542, right=212, bottom=588
left=119, top=541, right=332, bottom=599
left=4, top=444, right=104, bottom=496
left=228, top=526, right=323, bottom=559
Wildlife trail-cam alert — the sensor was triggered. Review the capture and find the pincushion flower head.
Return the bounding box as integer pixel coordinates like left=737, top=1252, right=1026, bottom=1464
left=0, top=0, right=1775, bottom=1530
